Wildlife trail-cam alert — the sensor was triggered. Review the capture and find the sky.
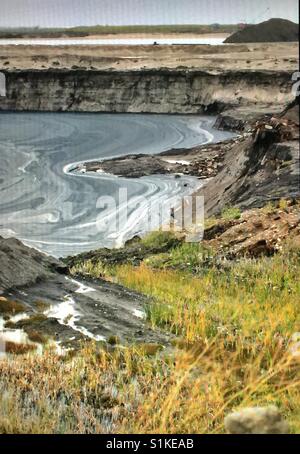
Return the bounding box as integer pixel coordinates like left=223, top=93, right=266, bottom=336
left=0, top=0, right=298, bottom=28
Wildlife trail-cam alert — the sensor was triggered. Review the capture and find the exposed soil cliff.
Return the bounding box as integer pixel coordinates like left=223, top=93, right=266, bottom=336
left=0, top=68, right=294, bottom=113
left=199, top=101, right=299, bottom=215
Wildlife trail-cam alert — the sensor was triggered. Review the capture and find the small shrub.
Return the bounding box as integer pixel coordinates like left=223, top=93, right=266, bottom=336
left=108, top=335, right=120, bottom=345
left=0, top=299, right=26, bottom=315
left=261, top=201, right=277, bottom=214
left=32, top=300, right=50, bottom=312
left=279, top=198, right=289, bottom=210
left=4, top=342, right=36, bottom=355
left=26, top=330, right=48, bottom=344
left=141, top=230, right=180, bottom=249
left=221, top=206, right=241, bottom=221
left=70, top=259, right=112, bottom=279
left=137, top=343, right=164, bottom=356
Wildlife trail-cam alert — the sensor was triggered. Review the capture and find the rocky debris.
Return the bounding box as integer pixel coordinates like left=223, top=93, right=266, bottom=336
left=214, top=104, right=287, bottom=132
left=85, top=154, right=171, bottom=178
left=184, top=139, right=242, bottom=178
left=224, top=18, right=299, bottom=43
left=78, top=137, right=242, bottom=180
left=0, top=236, right=66, bottom=294
left=224, top=406, right=289, bottom=434
left=281, top=100, right=300, bottom=126
left=199, top=102, right=300, bottom=214
left=203, top=201, right=300, bottom=259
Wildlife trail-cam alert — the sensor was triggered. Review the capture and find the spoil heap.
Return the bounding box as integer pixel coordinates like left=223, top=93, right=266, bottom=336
left=224, top=18, right=299, bottom=43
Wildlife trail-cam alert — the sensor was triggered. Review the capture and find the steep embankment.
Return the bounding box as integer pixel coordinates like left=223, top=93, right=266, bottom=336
left=0, top=236, right=65, bottom=293
left=199, top=101, right=299, bottom=214
left=224, top=19, right=299, bottom=43
left=0, top=69, right=294, bottom=113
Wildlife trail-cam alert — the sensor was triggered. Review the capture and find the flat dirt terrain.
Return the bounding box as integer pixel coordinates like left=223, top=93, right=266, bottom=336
left=0, top=42, right=298, bottom=72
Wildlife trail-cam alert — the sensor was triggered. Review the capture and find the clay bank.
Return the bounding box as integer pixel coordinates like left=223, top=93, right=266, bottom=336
left=0, top=42, right=297, bottom=114
left=0, top=68, right=294, bottom=114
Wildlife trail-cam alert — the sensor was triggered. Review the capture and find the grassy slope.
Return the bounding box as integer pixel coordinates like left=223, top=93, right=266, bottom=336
left=0, top=205, right=300, bottom=433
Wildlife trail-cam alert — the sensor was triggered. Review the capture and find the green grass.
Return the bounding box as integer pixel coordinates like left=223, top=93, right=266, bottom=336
left=221, top=206, right=241, bottom=221
left=144, top=242, right=214, bottom=271
left=113, top=245, right=300, bottom=342
left=1, top=203, right=300, bottom=434
left=141, top=230, right=181, bottom=249
left=59, top=236, right=300, bottom=434
left=0, top=298, right=26, bottom=315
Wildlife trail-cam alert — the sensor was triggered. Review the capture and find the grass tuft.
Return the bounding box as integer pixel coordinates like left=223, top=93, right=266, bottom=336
left=0, top=299, right=26, bottom=315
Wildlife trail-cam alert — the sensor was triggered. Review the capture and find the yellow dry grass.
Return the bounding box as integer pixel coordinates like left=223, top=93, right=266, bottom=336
left=1, top=234, right=300, bottom=433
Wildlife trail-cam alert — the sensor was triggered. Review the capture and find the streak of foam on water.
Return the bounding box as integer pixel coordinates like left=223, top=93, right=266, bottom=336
left=0, top=113, right=235, bottom=257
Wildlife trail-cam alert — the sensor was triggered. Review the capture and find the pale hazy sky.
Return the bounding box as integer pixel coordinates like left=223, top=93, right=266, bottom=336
left=0, top=0, right=298, bottom=28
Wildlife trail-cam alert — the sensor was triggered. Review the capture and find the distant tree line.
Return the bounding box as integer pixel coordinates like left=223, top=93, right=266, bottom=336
left=0, top=24, right=238, bottom=39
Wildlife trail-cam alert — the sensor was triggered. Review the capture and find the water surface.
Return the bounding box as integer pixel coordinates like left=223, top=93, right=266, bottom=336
left=0, top=113, right=234, bottom=257
left=0, top=37, right=226, bottom=46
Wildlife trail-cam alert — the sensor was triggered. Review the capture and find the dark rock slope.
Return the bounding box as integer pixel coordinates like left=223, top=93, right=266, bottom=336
left=199, top=101, right=299, bottom=215
left=0, top=236, right=168, bottom=346
left=0, top=236, right=65, bottom=294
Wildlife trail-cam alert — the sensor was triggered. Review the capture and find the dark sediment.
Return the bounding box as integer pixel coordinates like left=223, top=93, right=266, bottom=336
left=82, top=137, right=242, bottom=180
left=224, top=19, right=299, bottom=43
left=0, top=236, right=66, bottom=294
left=0, top=238, right=169, bottom=347
left=198, top=101, right=300, bottom=215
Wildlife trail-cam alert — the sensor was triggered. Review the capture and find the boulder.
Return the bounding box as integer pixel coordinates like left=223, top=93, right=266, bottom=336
left=224, top=406, right=289, bottom=434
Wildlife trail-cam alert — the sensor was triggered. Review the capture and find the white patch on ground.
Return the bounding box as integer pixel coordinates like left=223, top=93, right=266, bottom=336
left=0, top=315, right=43, bottom=358
left=0, top=317, right=5, bottom=331
left=0, top=329, right=29, bottom=345
left=17, top=290, right=28, bottom=296
left=133, top=309, right=147, bottom=319
left=10, top=313, right=30, bottom=323
left=66, top=277, right=96, bottom=294
left=45, top=295, right=105, bottom=342
left=163, top=159, right=191, bottom=165
left=45, top=295, right=80, bottom=325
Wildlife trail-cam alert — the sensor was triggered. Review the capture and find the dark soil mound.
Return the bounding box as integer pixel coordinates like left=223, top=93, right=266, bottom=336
left=224, top=18, right=299, bottom=43
left=0, top=236, right=66, bottom=293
